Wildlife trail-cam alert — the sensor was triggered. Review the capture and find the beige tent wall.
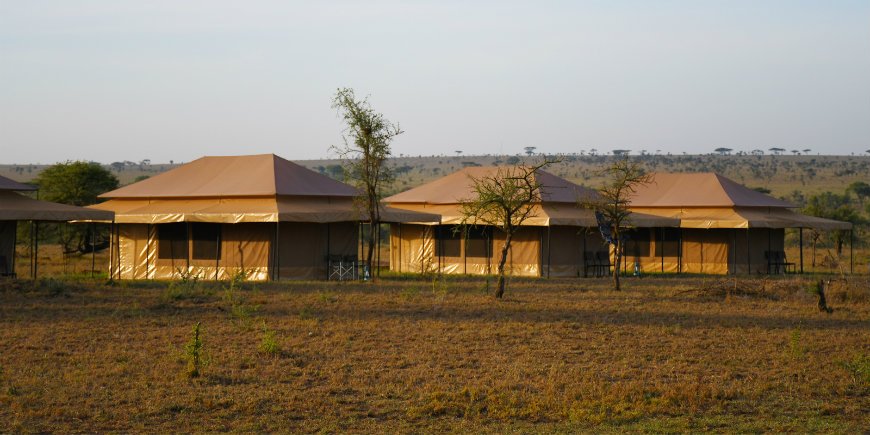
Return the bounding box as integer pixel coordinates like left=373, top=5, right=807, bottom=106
left=731, top=228, right=785, bottom=274
left=619, top=228, right=681, bottom=274
left=493, top=227, right=541, bottom=277
left=545, top=226, right=604, bottom=277
left=679, top=229, right=730, bottom=274
left=389, top=224, right=436, bottom=273
left=114, top=222, right=273, bottom=281
left=389, top=224, right=541, bottom=277
left=277, top=221, right=357, bottom=280
left=0, top=221, right=15, bottom=274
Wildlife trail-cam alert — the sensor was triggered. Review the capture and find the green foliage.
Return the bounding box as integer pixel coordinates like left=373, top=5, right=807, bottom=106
left=163, top=269, right=202, bottom=301
left=184, top=322, right=207, bottom=378
left=33, top=161, right=119, bottom=206
left=804, top=191, right=862, bottom=255
left=804, top=192, right=861, bottom=224
left=788, top=326, right=806, bottom=360
left=841, top=353, right=870, bottom=387
left=458, top=161, right=555, bottom=298
left=259, top=321, right=281, bottom=356
left=221, top=271, right=259, bottom=330
left=331, top=87, right=403, bottom=273
left=589, top=157, right=654, bottom=291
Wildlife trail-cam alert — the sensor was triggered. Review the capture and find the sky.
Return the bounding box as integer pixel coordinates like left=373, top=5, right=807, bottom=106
left=1, top=1, right=869, bottom=164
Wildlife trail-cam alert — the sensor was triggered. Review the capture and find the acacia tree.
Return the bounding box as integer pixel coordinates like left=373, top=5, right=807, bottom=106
left=459, top=161, right=554, bottom=299
left=331, top=88, right=403, bottom=277
left=33, top=161, right=118, bottom=253
left=589, top=157, right=652, bottom=291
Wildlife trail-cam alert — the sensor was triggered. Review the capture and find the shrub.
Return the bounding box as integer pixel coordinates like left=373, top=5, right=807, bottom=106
left=259, top=321, right=281, bottom=356
left=184, top=322, right=208, bottom=378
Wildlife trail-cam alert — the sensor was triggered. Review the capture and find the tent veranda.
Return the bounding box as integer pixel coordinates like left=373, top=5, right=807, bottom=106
left=626, top=173, right=853, bottom=275
left=0, top=182, right=114, bottom=278
left=92, top=154, right=438, bottom=281
left=385, top=166, right=679, bottom=277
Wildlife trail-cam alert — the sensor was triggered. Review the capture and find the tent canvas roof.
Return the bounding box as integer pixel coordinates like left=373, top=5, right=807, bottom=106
left=384, top=166, right=600, bottom=205
left=90, top=197, right=438, bottom=224
left=386, top=202, right=677, bottom=228
left=632, top=206, right=852, bottom=230
left=100, top=154, right=358, bottom=199
left=630, top=173, right=795, bottom=208
left=0, top=191, right=114, bottom=222
left=0, top=175, right=36, bottom=192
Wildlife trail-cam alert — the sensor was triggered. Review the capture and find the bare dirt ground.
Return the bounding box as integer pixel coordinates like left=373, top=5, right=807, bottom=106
left=1, top=274, right=868, bottom=433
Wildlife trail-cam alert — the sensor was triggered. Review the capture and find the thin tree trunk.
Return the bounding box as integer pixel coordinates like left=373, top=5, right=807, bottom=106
left=495, top=233, right=512, bottom=299
left=613, top=240, right=621, bottom=291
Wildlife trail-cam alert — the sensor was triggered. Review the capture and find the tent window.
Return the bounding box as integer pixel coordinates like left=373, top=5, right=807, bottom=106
left=465, top=226, right=492, bottom=258
left=625, top=229, right=651, bottom=257
left=157, top=223, right=188, bottom=260
left=655, top=228, right=680, bottom=257
left=436, top=225, right=461, bottom=257
left=192, top=223, right=221, bottom=260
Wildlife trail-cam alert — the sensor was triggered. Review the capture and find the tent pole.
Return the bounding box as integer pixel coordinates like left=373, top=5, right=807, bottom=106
left=377, top=223, right=381, bottom=278
left=274, top=222, right=280, bottom=281
left=546, top=226, right=551, bottom=279
left=29, top=220, right=34, bottom=279
left=91, top=222, right=96, bottom=278
left=746, top=228, right=751, bottom=275
left=463, top=228, right=467, bottom=275
left=660, top=227, right=664, bottom=273
left=33, top=221, right=39, bottom=280
left=398, top=223, right=402, bottom=273
left=11, top=221, right=17, bottom=278
left=214, top=224, right=220, bottom=281
left=799, top=228, right=804, bottom=274
left=116, top=223, right=121, bottom=280
left=678, top=228, right=683, bottom=274
left=767, top=228, right=771, bottom=274
left=326, top=222, right=331, bottom=279
left=850, top=229, right=854, bottom=274
left=145, top=224, right=151, bottom=280
left=108, top=222, right=114, bottom=280
left=582, top=231, right=587, bottom=278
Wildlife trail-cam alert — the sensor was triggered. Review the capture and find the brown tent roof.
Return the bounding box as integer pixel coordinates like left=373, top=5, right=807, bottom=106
left=100, top=154, right=358, bottom=199
left=0, top=191, right=114, bottom=221
left=630, top=173, right=794, bottom=208
left=384, top=166, right=600, bottom=204
left=0, top=175, right=37, bottom=192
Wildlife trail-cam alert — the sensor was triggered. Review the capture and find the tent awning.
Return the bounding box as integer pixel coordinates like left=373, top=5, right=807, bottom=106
left=89, top=197, right=439, bottom=224
left=631, top=206, right=852, bottom=230
left=385, top=202, right=679, bottom=227
left=0, top=191, right=114, bottom=222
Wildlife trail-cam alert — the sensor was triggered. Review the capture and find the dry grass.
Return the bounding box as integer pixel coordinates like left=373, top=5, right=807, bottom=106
left=1, top=274, right=868, bottom=433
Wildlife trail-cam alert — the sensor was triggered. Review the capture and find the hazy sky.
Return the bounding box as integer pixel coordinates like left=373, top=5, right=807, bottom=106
left=2, top=1, right=869, bottom=164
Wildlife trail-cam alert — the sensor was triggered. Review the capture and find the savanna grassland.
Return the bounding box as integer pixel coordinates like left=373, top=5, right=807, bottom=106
left=3, top=153, right=869, bottom=198
left=1, top=275, right=868, bottom=433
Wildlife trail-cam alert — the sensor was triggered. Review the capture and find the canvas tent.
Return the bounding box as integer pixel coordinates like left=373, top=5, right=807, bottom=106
left=91, top=154, right=437, bottom=281
left=0, top=175, right=114, bottom=278
left=384, top=166, right=677, bottom=277
left=627, top=172, right=852, bottom=274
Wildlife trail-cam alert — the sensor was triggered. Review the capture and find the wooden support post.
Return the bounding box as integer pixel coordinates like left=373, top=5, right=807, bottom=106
left=799, top=228, right=804, bottom=274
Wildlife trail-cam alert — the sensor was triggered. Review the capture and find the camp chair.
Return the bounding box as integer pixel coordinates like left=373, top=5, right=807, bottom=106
left=596, top=251, right=613, bottom=277
left=776, top=251, right=796, bottom=274
left=583, top=252, right=597, bottom=277
left=0, top=255, right=14, bottom=278
left=341, top=255, right=358, bottom=281
left=327, top=255, right=344, bottom=281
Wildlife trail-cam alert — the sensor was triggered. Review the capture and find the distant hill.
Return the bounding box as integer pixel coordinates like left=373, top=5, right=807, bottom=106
left=2, top=154, right=868, bottom=205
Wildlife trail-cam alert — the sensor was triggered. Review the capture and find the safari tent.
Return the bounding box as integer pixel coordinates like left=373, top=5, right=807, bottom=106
left=0, top=175, right=114, bottom=278
left=91, top=154, right=436, bottom=281
left=626, top=172, right=853, bottom=274
left=384, top=166, right=677, bottom=277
